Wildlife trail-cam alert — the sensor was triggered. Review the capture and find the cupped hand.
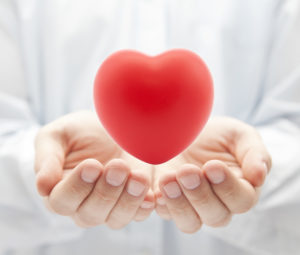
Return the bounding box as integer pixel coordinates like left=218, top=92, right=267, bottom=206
left=34, top=111, right=154, bottom=229
left=154, top=117, right=272, bottom=233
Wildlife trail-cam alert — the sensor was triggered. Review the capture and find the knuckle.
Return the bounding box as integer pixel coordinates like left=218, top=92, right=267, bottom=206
left=106, top=219, right=128, bottom=230
left=134, top=215, right=147, bottom=222
left=155, top=208, right=171, bottom=220
left=48, top=196, right=74, bottom=216
left=82, top=218, right=103, bottom=227
left=169, top=203, right=188, bottom=215
left=94, top=188, right=118, bottom=204
left=73, top=222, right=89, bottom=229
left=134, top=215, right=145, bottom=222
left=232, top=196, right=256, bottom=213
left=192, top=191, right=211, bottom=205
left=161, top=214, right=172, bottom=220
left=206, top=213, right=232, bottom=228
left=72, top=217, right=90, bottom=228
left=134, top=210, right=151, bottom=222
left=121, top=201, right=140, bottom=212
left=180, top=222, right=202, bottom=234
left=69, top=181, right=91, bottom=197
left=221, top=186, right=236, bottom=200
left=75, top=212, right=105, bottom=227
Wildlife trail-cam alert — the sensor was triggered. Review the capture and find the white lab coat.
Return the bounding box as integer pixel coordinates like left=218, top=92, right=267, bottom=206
left=0, top=0, right=300, bottom=254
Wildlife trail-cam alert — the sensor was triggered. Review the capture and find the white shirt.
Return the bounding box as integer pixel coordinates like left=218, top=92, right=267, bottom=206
left=1, top=0, right=300, bottom=254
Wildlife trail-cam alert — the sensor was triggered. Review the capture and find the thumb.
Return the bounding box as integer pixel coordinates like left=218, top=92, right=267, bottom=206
left=234, top=126, right=272, bottom=187
left=34, top=129, right=66, bottom=196
left=241, top=145, right=271, bottom=187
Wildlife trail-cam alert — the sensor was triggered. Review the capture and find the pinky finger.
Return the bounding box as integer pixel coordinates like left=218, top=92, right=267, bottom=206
left=155, top=195, right=172, bottom=220
left=134, top=191, right=155, bottom=221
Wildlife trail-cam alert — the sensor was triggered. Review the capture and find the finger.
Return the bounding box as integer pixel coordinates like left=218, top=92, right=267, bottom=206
left=204, top=160, right=258, bottom=214
left=134, top=190, right=155, bottom=222
left=155, top=195, right=172, bottom=220
left=47, top=159, right=103, bottom=215
left=153, top=157, right=181, bottom=221
left=176, top=164, right=232, bottom=227
left=232, top=124, right=272, bottom=187
left=35, top=128, right=66, bottom=196
left=106, top=171, right=150, bottom=229
left=153, top=173, right=171, bottom=220
left=117, top=152, right=154, bottom=223
left=159, top=172, right=202, bottom=233
left=73, top=159, right=130, bottom=227
left=241, top=145, right=271, bottom=187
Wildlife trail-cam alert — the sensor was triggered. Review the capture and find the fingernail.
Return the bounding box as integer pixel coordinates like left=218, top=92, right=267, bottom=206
left=140, top=201, right=155, bottom=209
left=179, top=174, right=201, bottom=190
left=127, top=180, right=145, bottom=197
left=106, top=168, right=127, bottom=187
left=81, top=167, right=100, bottom=183
left=157, top=197, right=166, bottom=205
left=206, top=168, right=225, bottom=184
left=163, top=182, right=182, bottom=199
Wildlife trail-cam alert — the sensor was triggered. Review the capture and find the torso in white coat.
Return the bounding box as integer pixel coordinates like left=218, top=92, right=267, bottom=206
left=5, top=0, right=276, bottom=123
left=1, top=0, right=300, bottom=255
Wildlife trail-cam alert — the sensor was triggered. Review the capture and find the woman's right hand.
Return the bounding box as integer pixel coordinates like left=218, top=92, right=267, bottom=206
left=34, top=111, right=155, bottom=228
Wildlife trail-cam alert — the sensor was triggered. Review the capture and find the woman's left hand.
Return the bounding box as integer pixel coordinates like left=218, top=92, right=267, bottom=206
left=154, top=117, right=272, bottom=233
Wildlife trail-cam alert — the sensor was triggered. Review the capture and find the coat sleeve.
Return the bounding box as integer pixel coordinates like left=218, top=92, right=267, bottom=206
left=204, top=1, right=300, bottom=254
left=0, top=1, right=82, bottom=251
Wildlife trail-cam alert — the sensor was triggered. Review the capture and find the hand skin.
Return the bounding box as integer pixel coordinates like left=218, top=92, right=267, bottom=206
left=35, top=112, right=271, bottom=233
left=154, top=117, right=272, bottom=233
left=34, top=111, right=155, bottom=229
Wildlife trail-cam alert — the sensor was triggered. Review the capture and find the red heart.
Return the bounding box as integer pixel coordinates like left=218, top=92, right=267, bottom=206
left=94, top=49, right=213, bottom=164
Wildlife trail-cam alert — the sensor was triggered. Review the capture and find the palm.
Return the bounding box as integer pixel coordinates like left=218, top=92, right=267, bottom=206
left=61, top=111, right=149, bottom=174
left=59, top=111, right=122, bottom=170
left=156, top=117, right=246, bottom=178
left=182, top=118, right=242, bottom=177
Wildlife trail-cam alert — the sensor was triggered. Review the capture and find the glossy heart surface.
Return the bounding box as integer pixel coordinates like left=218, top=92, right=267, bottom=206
left=94, top=49, right=214, bottom=164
